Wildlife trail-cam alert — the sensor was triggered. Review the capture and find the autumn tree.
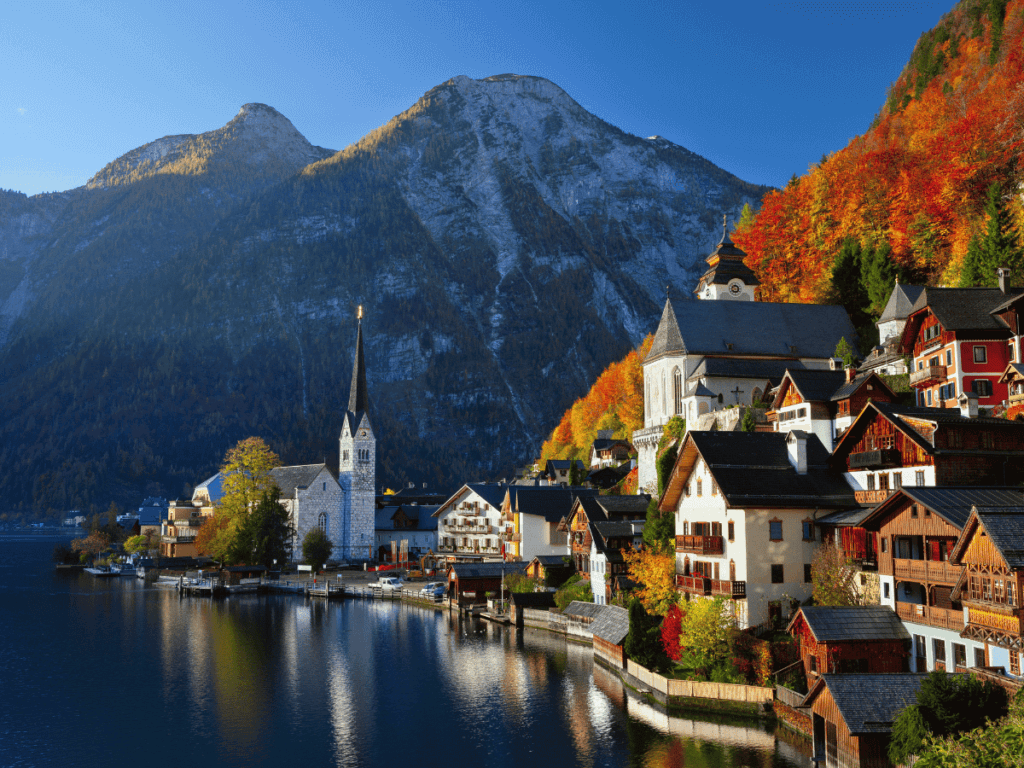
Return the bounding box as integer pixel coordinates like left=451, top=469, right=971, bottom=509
left=302, top=527, right=334, bottom=572
left=123, top=535, right=150, bottom=555
left=72, top=530, right=111, bottom=562
left=195, top=512, right=231, bottom=564
left=811, top=543, right=861, bottom=607
left=660, top=603, right=685, bottom=662
left=623, top=545, right=676, bottom=616
left=680, top=596, right=736, bottom=674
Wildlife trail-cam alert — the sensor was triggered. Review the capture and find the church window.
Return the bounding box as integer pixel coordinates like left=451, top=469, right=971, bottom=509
left=318, top=513, right=328, bottom=532
left=673, top=368, right=683, bottom=415
left=323, top=482, right=326, bottom=491
left=696, top=479, right=702, bottom=497
left=717, top=393, right=723, bottom=404
left=662, top=371, right=667, bottom=414
left=343, top=450, right=349, bottom=462
left=751, top=387, right=762, bottom=405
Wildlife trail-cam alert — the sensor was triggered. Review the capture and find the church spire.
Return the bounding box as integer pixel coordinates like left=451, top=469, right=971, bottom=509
left=348, top=306, right=368, bottom=414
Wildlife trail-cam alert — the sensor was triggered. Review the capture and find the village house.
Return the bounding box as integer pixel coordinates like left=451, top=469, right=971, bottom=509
left=374, top=503, right=440, bottom=564
left=160, top=476, right=219, bottom=558
left=632, top=226, right=857, bottom=493
left=901, top=274, right=1024, bottom=410
left=588, top=430, right=634, bottom=469
left=858, top=282, right=926, bottom=378
left=771, top=366, right=896, bottom=450
left=859, top=486, right=1024, bottom=673
left=829, top=399, right=1024, bottom=505
left=447, top=561, right=526, bottom=605
left=524, top=554, right=573, bottom=588
left=433, top=483, right=508, bottom=561
left=787, top=606, right=910, bottom=682
left=803, top=673, right=936, bottom=768
left=501, top=485, right=593, bottom=562
left=564, top=494, right=649, bottom=579
left=950, top=506, right=1024, bottom=677
left=541, top=459, right=587, bottom=485
left=588, top=519, right=644, bottom=605
left=661, top=430, right=858, bottom=628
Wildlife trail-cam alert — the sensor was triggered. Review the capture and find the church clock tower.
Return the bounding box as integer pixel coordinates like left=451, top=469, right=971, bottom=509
left=339, top=306, right=375, bottom=561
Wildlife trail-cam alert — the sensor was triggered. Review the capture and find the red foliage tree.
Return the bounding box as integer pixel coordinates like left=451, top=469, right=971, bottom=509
left=660, top=603, right=685, bottom=661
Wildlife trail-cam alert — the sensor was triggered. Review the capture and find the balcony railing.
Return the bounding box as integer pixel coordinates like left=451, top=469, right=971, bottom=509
left=1009, top=392, right=1024, bottom=405
left=893, top=558, right=960, bottom=585
left=910, top=364, right=947, bottom=387
left=966, top=605, right=1023, bottom=635
left=849, top=449, right=900, bottom=470
left=675, top=535, right=724, bottom=555
left=895, top=601, right=964, bottom=632
left=676, top=574, right=745, bottom=599
left=854, top=489, right=895, bottom=504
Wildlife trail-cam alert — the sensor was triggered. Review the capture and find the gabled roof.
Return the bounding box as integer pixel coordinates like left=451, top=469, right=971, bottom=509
left=591, top=438, right=633, bottom=453
left=433, top=483, right=509, bottom=516
left=687, top=357, right=801, bottom=385
left=803, top=675, right=931, bottom=734
left=789, top=606, right=910, bottom=644
left=859, top=486, right=1024, bottom=532
left=375, top=506, right=401, bottom=530
left=564, top=601, right=604, bottom=620
left=902, top=287, right=1022, bottom=350
left=999, top=362, right=1024, bottom=383
left=590, top=604, right=630, bottom=645
left=951, top=507, right=1024, bottom=569
left=776, top=369, right=847, bottom=405
left=529, top=555, right=569, bottom=567
left=645, top=298, right=856, bottom=363
left=449, top=562, right=526, bottom=580
left=590, top=519, right=645, bottom=555
left=661, top=431, right=857, bottom=511
left=512, top=487, right=598, bottom=523
left=878, top=283, right=925, bottom=324
left=271, top=464, right=330, bottom=496
left=831, top=371, right=895, bottom=402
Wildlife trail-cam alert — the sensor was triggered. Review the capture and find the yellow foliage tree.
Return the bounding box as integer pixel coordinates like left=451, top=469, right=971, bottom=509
left=622, top=546, right=677, bottom=617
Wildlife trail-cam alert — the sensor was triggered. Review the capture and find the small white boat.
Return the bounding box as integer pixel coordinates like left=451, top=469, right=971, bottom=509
left=84, top=567, right=119, bottom=578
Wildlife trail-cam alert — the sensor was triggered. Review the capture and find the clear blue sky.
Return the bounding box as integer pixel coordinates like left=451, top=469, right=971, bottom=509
left=2, top=0, right=954, bottom=196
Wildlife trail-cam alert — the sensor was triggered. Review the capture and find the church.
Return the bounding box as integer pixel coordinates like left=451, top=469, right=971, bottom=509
left=632, top=224, right=857, bottom=493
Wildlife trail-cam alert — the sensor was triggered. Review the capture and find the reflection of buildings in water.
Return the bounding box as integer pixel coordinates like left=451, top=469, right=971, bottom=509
left=325, top=609, right=358, bottom=765
left=626, top=688, right=775, bottom=748
left=591, top=662, right=627, bottom=709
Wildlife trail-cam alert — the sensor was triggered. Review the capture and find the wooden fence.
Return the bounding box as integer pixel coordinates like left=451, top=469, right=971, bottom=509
left=626, top=661, right=773, bottom=705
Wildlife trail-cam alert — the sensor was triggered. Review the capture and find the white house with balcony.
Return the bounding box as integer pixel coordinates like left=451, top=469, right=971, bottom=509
left=432, top=483, right=509, bottom=561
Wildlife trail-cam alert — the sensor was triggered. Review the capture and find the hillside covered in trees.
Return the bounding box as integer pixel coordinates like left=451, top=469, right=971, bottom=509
left=736, top=0, right=1024, bottom=302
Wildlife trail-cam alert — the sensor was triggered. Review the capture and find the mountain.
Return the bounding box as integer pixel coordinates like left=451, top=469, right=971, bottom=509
left=0, top=74, right=769, bottom=516
left=736, top=0, right=1024, bottom=303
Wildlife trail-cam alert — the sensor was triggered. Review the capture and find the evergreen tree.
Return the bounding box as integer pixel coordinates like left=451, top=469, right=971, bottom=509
left=862, top=241, right=900, bottom=317
left=236, top=488, right=293, bottom=568
left=302, top=527, right=334, bottom=572
left=960, top=182, right=1023, bottom=287
left=830, top=239, right=870, bottom=331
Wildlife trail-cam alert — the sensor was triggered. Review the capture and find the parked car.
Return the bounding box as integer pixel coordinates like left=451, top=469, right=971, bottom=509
left=419, top=581, right=443, bottom=597
left=429, top=584, right=447, bottom=599
left=375, top=577, right=404, bottom=591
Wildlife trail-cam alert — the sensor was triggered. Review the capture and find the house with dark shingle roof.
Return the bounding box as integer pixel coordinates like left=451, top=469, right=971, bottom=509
left=503, top=486, right=597, bottom=563
left=950, top=506, right=1024, bottom=676
left=802, top=673, right=941, bottom=768
left=901, top=279, right=1024, bottom=409
left=375, top=503, right=441, bottom=563
left=588, top=519, right=644, bottom=605
left=433, top=483, right=510, bottom=562
left=588, top=430, right=634, bottom=469
left=660, top=430, right=857, bottom=629
left=787, top=606, right=910, bottom=681
left=859, top=486, right=1024, bottom=674
left=590, top=604, right=630, bottom=669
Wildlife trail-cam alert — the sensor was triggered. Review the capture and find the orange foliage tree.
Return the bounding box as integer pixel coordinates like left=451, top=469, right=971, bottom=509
left=737, top=0, right=1024, bottom=300
left=622, top=546, right=677, bottom=616
left=539, top=335, right=652, bottom=464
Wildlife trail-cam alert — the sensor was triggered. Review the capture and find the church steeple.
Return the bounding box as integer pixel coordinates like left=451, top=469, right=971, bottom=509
left=694, top=213, right=759, bottom=301
left=348, top=306, right=368, bottom=415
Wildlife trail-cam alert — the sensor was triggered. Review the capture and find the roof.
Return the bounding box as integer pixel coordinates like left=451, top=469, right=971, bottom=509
left=590, top=520, right=645, bottom=555
left=271, top=464, right=329, bottom=495
left=512, top=487, right=598, bottom=523
left=907, top=286, right=1022, bottom=334
left=595, top=495, right=651, bottom=516
left=645, top=298, right=857, bottom=363
left=860, top=487, right=1024, bottom=532
left=434, top=483, right=510, bottom=515
left=530, top=555, right=569, bottom=567
left=563, top=601, right=604, bottom=620
left=449, top=562, right=526, bottom=580
left=347, top=316, right=368, bottom=414
left=509, top=592, right=557, bottom=609
left=969, top=508, right=1024, bottom=568
left=814, top=508, right=875, bottom=528
left=782, top=369, right=848, bottom=403
left=592, top=438, right=633, bottom=452
left=590, top=605, right=630, bottom=645
left=878, top=283, right=925, bottom=323
left=375, top=506, right=401, bottom=530
left=662, top=431, right=857, bottom=511
left=803, top=675, right=931, bottom=734
left=689, top=357, right=806, bottom=386
left=790, top=606, right=910, bottom=643
left=831, top=371, right=895, bottom=402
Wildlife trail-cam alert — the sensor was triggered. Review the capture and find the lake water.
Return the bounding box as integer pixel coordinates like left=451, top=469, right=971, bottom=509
left=0, top=536, right=810, bottom=767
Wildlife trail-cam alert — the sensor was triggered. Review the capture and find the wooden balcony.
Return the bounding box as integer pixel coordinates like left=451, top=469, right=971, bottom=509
left=849, top=449, right=900, bottom=470
left=854, top=489, right=895, bottom=504
left=910, top=364, right=947, bottom=388
left=676, top=574, right=745, bottom=599
left=675, top=534, right=724, bottom=555
left=895, top=601, right=964, bottom=632
left=893, top=558, right=960, bottom=585
left=966, top=605, right=1023, bottom=635
left=1009, top=392, right=1024, bottom=406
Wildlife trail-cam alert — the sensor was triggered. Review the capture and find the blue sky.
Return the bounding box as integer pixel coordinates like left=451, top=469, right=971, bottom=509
left=3, top=0, right=953, bottom=196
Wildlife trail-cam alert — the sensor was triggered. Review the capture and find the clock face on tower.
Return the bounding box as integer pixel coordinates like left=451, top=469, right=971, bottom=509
left=729, top=282, right=741, bottom=294
left=360, top=430, right=366, bottom=437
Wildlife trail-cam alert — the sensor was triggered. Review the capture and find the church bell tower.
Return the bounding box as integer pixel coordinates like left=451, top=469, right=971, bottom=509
left=339, top=305, right=375, bottom=561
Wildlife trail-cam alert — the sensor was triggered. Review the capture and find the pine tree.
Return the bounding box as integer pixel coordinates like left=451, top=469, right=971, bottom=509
left=960, top=182, right=1023, bottom=287
left=830, top=239, right=869, bottom=328
left=862, top=241, right=900, bottom=317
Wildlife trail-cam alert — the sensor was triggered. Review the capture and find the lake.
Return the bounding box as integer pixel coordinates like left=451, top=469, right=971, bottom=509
left=0, top=536, right=810, bottom=767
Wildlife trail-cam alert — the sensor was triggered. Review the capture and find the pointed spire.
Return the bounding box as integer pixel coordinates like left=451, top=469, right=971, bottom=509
left=721, top=213, right=733, bottom=246
left=646, top=297, right=686, bottom=361
left=348, top=307, right=368, bottom=414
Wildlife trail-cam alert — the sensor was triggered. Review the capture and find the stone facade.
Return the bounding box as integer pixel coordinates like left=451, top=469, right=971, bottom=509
left=339, top=412, right=375, bottom=561
left=275, top=465, right=344, bottom=562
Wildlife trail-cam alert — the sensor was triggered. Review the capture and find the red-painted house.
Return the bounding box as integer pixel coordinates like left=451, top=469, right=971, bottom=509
left=788, top=606, right=910, bottom=682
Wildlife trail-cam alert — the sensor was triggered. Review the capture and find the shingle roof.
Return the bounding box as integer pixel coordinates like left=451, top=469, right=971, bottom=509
left=879, top=284, right=925, bottom=323
left=450, top=562, right=526, bottom=580
left=831, top=372, right=894, bottom=402
left=911, top=287, right=1022, bottom=332
left=512, top=487, right=598, bottom=522
left=595, top=496, right=651, bottom=516
left=590, top=605, right=630, bottom=645
left=686, top=432, right=857, bottom=508
left=793, top=606, right=910, bottom=643
left=783, top=369, right=848, bottom=402
left=509, top=592, right=557, bottom=609
left=407, top=505, right=440, bottom=530
left=645, top=298, right=856, bottom=363
left=564, top=601, right=604, bottom=620
left=898, top=488, right=1024, bottom=529
left=805, top=675, right=931, bottom=734
left=531, top=555, right=569, bottom=566
left=375, top=506, right=401, bottom=530
left=271, top=464, right=328, bottom=495
left=592, top=438, right=632, bottom=452
left=974, top=508, right=1024, bottom=567
left=815, top=507, right=876, bottom=527
left=687, top=357, right=806, bottom=385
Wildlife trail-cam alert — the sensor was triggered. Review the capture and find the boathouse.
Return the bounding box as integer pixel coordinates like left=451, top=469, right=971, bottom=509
left=787, top=606, right=910, bottom=681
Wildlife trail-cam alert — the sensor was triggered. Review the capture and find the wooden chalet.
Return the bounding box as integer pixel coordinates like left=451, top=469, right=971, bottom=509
left=999, top=362, right=1024, bottom=419
left=950, top=506, right=1024, bottom=676
left=524, top=554, right=573, bottom=588
left=562, top=494, right=649, bottom=576
left=447, top=562, right=526, bottom=606
left=829, top=400, right=1024, bottom=506
left=787, top=607, right=909, bottom=682
left=803, top=674, right=935, bottom=768
left=589, top=431, right=634, bottom=469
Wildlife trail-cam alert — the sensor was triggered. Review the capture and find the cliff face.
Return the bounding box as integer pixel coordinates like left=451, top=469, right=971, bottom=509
left=0, top=75, right=769, bottom=513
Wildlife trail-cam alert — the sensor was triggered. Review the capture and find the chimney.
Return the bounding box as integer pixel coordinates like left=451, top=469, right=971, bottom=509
left=787, top=431, right=808, bottom=474
left=829, top=357, right=843, bottom=371
left=998, top=267, right=1011, bottom=294
left=958, top=392, right=979, bottom=418
left=846, top=367, right=857, bottom=384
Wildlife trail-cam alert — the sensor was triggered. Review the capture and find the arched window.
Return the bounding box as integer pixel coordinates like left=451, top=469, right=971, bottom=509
left=752, top=387, right=762, bottom=406
left=661, top=371, right=667, bottom=414
left=673, top=367, right=683, bottom=415
left=318, top=513, right=328, bottom=532
left=645, top=379, right=650, bottom=420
